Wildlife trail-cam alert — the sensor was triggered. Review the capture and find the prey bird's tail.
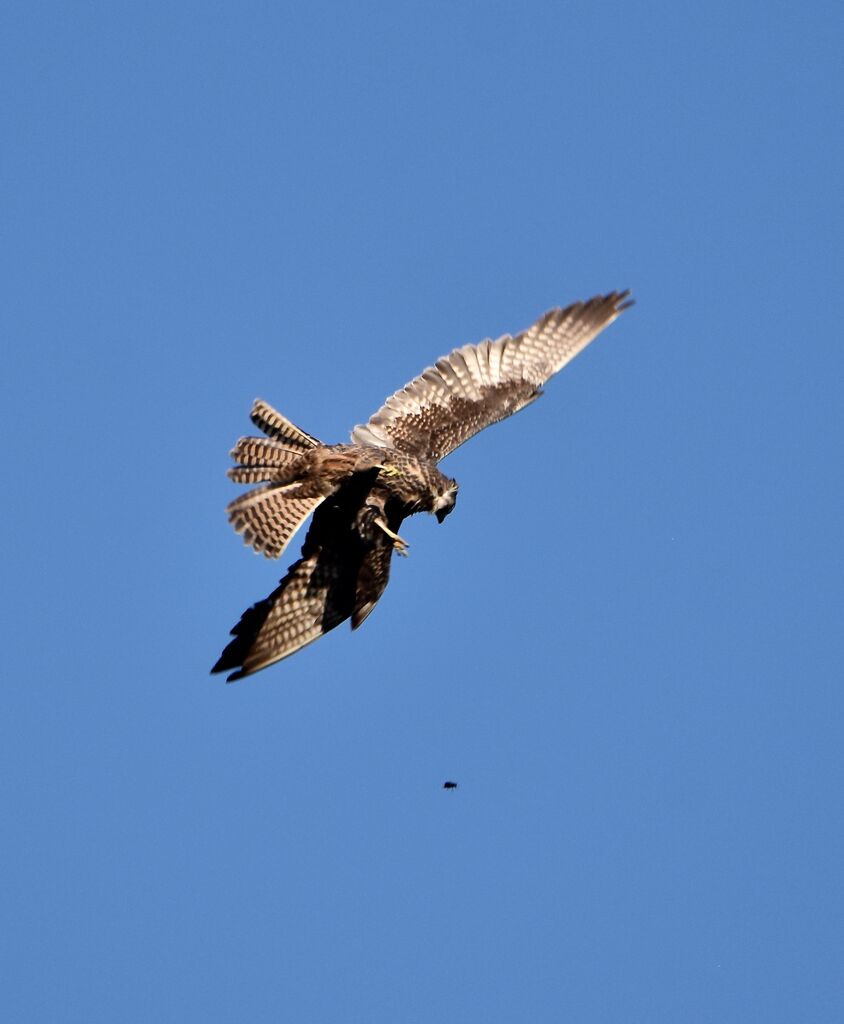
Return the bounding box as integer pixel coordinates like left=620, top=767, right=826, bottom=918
left=225, top=398, right=324, bottom=560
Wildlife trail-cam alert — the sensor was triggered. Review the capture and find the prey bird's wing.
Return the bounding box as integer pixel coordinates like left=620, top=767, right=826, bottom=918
left=351, top=291, right=632, bottom=462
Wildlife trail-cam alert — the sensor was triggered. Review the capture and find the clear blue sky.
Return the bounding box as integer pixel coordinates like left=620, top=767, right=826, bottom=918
left=3, top=2, right=843, bottom=1021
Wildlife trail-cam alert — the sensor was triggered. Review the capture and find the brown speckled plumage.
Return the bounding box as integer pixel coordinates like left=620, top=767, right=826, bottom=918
left=213, top=291, right=632, bottom=680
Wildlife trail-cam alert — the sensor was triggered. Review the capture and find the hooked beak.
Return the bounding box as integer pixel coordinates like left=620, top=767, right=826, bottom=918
left=433, top=487, right=457, bottom=524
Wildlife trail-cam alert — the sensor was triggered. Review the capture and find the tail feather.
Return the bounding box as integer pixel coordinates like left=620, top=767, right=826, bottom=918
left=227, top=436, right=307, bottom=484
left=250, top=398, right=320, bottom=449
left=227, top=485, right=324, bottom=560
left=225, top=400, right=324, bottom=558
left=228, top=465, right=292, bottom=485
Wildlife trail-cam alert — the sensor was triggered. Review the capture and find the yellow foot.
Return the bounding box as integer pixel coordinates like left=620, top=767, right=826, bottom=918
left=376, top=464, right=402, bottom=478
left=375, top=517, right=410, bottom=556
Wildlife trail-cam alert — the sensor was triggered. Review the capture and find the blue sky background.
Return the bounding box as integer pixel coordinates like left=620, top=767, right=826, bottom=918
left=3, top=2, right=843, bottom=1020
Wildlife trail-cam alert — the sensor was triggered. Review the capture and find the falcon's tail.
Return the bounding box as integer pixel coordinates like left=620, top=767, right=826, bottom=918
left=226, top=399, right=324, bottom=559
left=249, top=398, right=321, bottom=449
left=227, top=486, right=325, bottom=560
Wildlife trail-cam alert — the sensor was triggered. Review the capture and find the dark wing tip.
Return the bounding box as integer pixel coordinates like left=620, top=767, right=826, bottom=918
left=557, top=290, right=633, bottom=327
left=587, top=288, right=632, bottom=306
left=210, top=653, right=251, bottom=683
left=210, top=650, right=245, bottom=682
left=212, top=644, right=263, bottom=682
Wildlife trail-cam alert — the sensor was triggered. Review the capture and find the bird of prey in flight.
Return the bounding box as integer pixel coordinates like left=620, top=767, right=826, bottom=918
left=212, top=290, right=632, bottom=681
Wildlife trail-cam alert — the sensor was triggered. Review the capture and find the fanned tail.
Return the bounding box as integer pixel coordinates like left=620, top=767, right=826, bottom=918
left=227, top=437, right=307, bottom=484
left=226, top=399, right=324, bottom=559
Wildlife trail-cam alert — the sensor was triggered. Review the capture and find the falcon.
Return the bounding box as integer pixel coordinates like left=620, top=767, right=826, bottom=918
left=212, top=291, right=632, bottom=680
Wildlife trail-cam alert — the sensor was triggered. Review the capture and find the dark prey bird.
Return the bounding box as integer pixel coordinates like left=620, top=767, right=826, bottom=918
left=443, top=781, right=458, bottom=790
left=212, top=291, right=632, bottom=680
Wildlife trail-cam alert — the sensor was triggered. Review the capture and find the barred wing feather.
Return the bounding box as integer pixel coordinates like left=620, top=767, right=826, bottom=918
left=351, top=291, right=632, bottom=462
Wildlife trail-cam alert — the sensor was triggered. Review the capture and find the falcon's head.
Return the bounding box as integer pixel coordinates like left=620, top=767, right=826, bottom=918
left=432, top=479, right=458, bottom=523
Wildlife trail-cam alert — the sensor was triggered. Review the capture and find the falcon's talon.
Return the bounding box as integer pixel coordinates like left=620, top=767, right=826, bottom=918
left=375, top=517, right=410, bottom=556
left=376, top=464, right=401, bottom=478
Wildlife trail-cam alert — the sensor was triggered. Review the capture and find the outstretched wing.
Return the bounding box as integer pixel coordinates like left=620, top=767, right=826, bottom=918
left=211, top=543, right=355, bottom=680
left=351, top=291, right=632, bottom=462
left=212, top=471, right=397, bottom=680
